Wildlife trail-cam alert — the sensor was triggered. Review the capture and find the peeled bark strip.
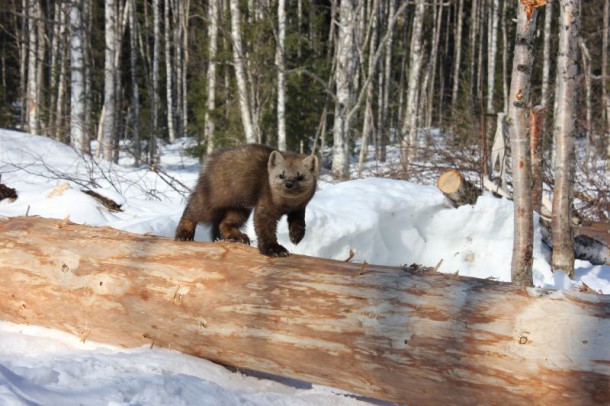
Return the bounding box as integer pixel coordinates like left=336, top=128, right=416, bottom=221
left=0, top=216, right=609, bottom=404
left=437, top=169, right=481, bottom=207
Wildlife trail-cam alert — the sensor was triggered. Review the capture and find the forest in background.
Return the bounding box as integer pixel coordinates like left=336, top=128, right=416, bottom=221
left=0, top=1, right=608, bottom=205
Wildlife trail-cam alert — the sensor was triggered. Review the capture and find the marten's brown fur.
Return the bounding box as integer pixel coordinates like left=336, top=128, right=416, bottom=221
left=175, top=144, right=318, bottom=257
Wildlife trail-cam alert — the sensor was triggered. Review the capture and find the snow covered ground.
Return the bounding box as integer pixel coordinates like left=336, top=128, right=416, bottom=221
left=0, top=129, right=608, bottom=404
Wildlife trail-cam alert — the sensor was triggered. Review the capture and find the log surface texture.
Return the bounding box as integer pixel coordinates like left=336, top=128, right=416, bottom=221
left=0, top=216, right=609, bottom=404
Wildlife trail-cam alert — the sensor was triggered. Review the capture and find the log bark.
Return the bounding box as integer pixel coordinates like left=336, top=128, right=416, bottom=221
left=437, top=169, right=481, bottom=207
left=0, top=216, right=609, bottom=405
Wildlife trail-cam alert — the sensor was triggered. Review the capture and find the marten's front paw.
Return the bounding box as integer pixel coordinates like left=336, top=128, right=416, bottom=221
left=175, top=229, right=195, bottom=241
left=259, top=243, right=290, bottom=257
left=225, top=232, right=251, bottom=245
left=289, top=223, right=305, bottom=244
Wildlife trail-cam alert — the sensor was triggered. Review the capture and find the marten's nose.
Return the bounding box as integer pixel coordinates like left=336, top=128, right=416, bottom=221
left=285, top=181, right=294, bottom=189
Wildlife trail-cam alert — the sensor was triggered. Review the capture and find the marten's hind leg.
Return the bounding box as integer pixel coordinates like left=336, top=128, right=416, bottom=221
left=218, top=208, right=251, bottom=245
left=175, top=190, right=211, bottom=241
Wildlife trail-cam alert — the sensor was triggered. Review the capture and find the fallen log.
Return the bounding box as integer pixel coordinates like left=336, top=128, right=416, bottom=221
left=0, top=216, right=608, bottom=404
left=437, top=169, right=481, bottom=207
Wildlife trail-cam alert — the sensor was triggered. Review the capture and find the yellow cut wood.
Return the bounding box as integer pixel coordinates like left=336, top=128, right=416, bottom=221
left=0, top=216, right=608, bottom=404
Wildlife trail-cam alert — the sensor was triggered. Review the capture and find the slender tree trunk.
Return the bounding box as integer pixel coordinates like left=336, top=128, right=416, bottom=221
left=579, top=39, right=592, bottom=158
left=552, top=0, right=580, bottom=278
left=205, top=0, right=219, bottom=154
left=69, top=0, right=88, bottom=154
left=507, top=1, right=541, bottom=287
left=25, top=0, right=40, bottom=135
left=468, top=0, right=479, bottom=103
left=83, top=0, right=93, bottom=146
left=602, top=0, right=610, bottom=161
left=172, top=0, right=182, bottom=138
left=601, top=0, right=610, bottom=162
left=530, top=105, right=545, bottom=214
left=180, top=0, right=189, bottom=141
left=150, top=0, right=160, bottom=164
left=49, top=2, right=61, bottom=135
left=53, top=2, right=69, bottom=141
left=101, top=0, right=117, bottom=161
left=129, top=0, right=141, bottom=162
left=164, top=0, right=175, bottom=143
left=451, top=0, right=464, bottom=111
left=424, top=0, right=443, bottom=129
left=230, top=0, right=257, bottom=144
left=332, top=0, right=359, bottom=178
left=501, top=1, right=510, bottom=112
left=276, top=0, right=287, bottom=150
left=377, top=0, right=395, bottom=163
left=357, top=0, right=379, bottom=176
left=486, top=0, right=499, bottom=114
left=19, top=0, right=27, bottom=128
left=541, top=0, right=553, bottom=109
left=400, top=0, right=425, bottom=166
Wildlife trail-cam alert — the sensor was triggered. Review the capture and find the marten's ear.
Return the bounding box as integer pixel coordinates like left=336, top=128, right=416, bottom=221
left=268, top=150, right=284, bottom=169
left=302, top=155, right=319, bottom=175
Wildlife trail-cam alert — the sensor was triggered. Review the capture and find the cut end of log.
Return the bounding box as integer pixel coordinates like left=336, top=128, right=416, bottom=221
left=437, top=169, right=462, bottom=194
left=437, top=170, right=481, bottom=207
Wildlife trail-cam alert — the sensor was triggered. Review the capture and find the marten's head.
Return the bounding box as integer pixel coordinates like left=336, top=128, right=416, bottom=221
left=268, top=150, right=318, bottom=201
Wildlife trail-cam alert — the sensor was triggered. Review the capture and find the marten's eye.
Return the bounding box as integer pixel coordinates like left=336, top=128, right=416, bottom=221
left=296, top=174, right=305, bottom=182
left=279, top=172, right=285, bottom=180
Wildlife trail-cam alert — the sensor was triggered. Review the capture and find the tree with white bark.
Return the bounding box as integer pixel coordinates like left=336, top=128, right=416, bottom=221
left=69, top=0, right=88, bottom=154
left=204, top=0, right=219, bottom=154
left=507, top=0, right=543, bottom=287
left=100, top=0, right=117, bottom=162
left=400, top=0, right=425, bottom=167
left=552, top=0, right=581, bottom=277
left=230, top=0, right=257, bottom=144
left=332, top=0, right=359, bottom=179
left=276, top=0, right=287, bottom=151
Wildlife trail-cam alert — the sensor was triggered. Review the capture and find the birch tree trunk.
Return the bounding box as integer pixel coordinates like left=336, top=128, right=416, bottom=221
left=601, top=0, right=610, bottom=162
left=451, top=0, right=464, bottom=111
left=69, top=0, right=88, bottom=154
left=400, top=0, right=425, bottom=166
left=378, top=0, right=395, bottom=163
left=276, top=0, right=287, bottom=151
left=205, top=0, right=219, bottom=155
left=172, top=0, right=182, bottom=138
left=552, top=0, right=580, bottom=277
left=332, top=0, right=359, bottom=178
left=468, top=0, right=479, bottom=102
left=52, top=2, right=69, bottom=141
left=424, top=0, right=443, bottom=129
left=357, top=0, right=379, bottom=176
left=83, top=0, right=93, bottom=146
left=150, top=0, right=160, bottom=164
left=164, top=0, right=175, bottom=143
left=180, top=1, right=189, bottom=140
left=507, top=1, right=541, bottom=287
left=486, top=0, right=499, bottom=114
left=19, top=0, right=27, bottom=128
left=501, top=1, right=510, bottom=112
left=25, top=0, right=40, bottom=135
left=230, top=0, right=257, bottom=144
left=129, top=0, right=141, bottom=161
left=541, top=0, right=553, bottom=109
left=579, top=39, right=592, bottom=157
left=100, top=0, right=117, bottom=161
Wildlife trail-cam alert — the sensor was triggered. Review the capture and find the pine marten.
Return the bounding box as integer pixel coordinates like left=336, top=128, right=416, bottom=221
left=175, top=144, right=319, bottom=257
